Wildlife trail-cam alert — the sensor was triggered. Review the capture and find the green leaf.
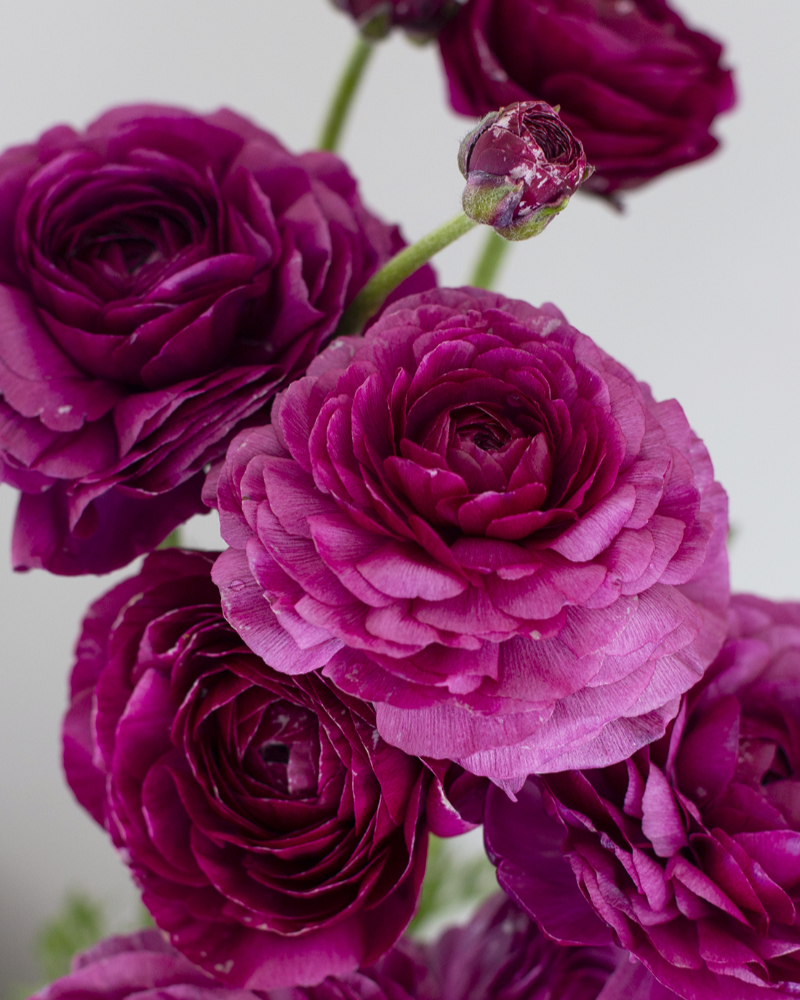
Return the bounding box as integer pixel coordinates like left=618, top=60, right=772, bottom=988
left=408, top=834, right=498, bottom=937
left=157, top=529, right=183, bottom=549
left=36, top=893, right=106, bottom=982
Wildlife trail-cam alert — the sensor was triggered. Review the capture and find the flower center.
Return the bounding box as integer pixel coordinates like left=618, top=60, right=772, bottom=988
left=69, top=209, right=198, bottom=296
left=74, top=217, right=184, bottom=277
left=249, top=699, right=320, bottom=798
left=258, top=741, right=291, bottom=765
left=33, top=165, right=219, bottom=304
left=451, top=405, right=522, bottom=453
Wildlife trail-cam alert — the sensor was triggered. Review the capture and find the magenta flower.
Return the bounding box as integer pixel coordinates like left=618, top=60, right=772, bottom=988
left=27, top=904, right=678, bottom=1000
left=368, top=893, right=679, bottom=1000
left=485, top=595, right=800, bottom=999
left=31, top=929, right=417, bottom=1000
left=210, top=287, right=729, bottom=784
left=330, top=0, right=462, bottom=38
left=411, top=893, right=623, bottom=1000
left=62, top=548, right=475, bottom=988
left=458, top=101, right=592, bottom=239
left=29, top=931, right=221, bottom=1000
left=439, top=0, right=735, bottom=196
left=0, top=105, right=433, bottom=574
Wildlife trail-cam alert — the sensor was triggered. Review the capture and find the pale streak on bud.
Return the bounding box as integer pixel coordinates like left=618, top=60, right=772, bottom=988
left=459, top=101, right=593, bottom=241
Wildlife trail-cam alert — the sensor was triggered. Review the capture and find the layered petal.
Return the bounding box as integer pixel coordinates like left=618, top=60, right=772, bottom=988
left=62, top=549, right=473, bottom=988
left=210, top=287, right=728, bottom=783
left=486, top=595, right=800, bottom=998
left=0, top=105, right=434, bottom=573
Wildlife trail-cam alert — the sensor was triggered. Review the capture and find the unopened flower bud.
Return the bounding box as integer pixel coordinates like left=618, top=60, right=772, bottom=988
left=459, top=101, right=593, bottom=241
left=330, top=0, right=462, bottom=40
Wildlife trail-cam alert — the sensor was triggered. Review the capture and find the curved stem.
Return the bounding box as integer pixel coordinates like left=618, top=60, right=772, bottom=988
left=337, top=212, right=478, bottom=337
left=318, top=36, right=375, bottom=152
left=469, top=229, right=510, bottom=290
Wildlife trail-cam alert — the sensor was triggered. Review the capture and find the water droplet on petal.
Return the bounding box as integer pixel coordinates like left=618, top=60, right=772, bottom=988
left=228, top=579, right=245, bottom=591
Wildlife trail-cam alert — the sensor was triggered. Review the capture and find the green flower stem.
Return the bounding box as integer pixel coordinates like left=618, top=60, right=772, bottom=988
left=337, top=212, right=478, bottom=336
left=318, top=35, right=375, bottom=152
left=469, top=228, right=510, bottom=290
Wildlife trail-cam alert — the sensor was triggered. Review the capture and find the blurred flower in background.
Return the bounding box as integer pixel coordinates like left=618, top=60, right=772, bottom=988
left=440, top=0, right=735, bottom=196
left=330, top=0, right=464, bottom=39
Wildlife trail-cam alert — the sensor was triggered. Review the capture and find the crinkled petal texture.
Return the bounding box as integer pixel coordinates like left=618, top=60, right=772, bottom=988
left=62, top=549, right=477, bottom=989
left=211, top=287, right=729, bottom=784
left=0, top=105, right=433, bottom=574
left=485, top=595, right=800, bottom=999
left=438, top=0, right=736, bottom=195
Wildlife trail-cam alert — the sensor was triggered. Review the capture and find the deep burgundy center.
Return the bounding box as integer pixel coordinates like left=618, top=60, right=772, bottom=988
left=451, top=405, right=521, bottom=452
left=248, top=699, right=320, bottom=798
left=73, top=214, right=191, bottom=277
left=258, top=741, right=291, bottom=765
left=524, top=116, right=572, bottom=163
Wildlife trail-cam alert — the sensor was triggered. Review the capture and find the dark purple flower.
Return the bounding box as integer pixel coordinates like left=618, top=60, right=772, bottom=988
left=210, top=286, right=729, bottom=785
left=368, top=893, right=679, bottom=1000
left=412, top=893, right=622, bottom=1000
left=62, top=548, right=474, bottom=988
left=29, top=931, right=220, bottom=1000
left=0, top=105, right=433, bottom=575
left=330, top=0, right=463, bottom=39
left=31, top=928, right=418, bottom=1000
left=458, top=101, right=592, bottom=240
left=439, top=0, right=736, bottom=196
left=485, top=595, right=800, bottom=999
left=25, top=909, right=677, bottom=1000
left=29, top=905, right=679, bottom=1000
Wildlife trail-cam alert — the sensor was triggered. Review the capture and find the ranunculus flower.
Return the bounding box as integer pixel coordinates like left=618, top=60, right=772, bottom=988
left=439, top=0, right=736, bottom=196
left=412, top=893, right=623, bottom=1000
left=29, top=931, right=225, bottom=1000
left=369, top=892, right=679, bottom=1000
left=485, top=594, right=800, bottom=999
left=62, top=548, right=475, bottom=988
left=27, top=904, right=678, bottom=1000
left=330, top=0, right=463, bottom=39
left=0, top=105, right=433, bottom=575
left=210, top=286, right=729, bottom=784
left=30, top=929, right=415, bottom=1000
left=458, top=101, right=592, bottom=240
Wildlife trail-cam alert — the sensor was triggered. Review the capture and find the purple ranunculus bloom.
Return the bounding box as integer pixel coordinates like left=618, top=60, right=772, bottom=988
left=27, top=903, right=678, bottom=1000
left=439, top=0, right=736, bottom=197
left=62, top=548, right=476, bottom=988
left=0, top=105, right=433, bottom=575
left=485, top=594, right=800, bottom=999
left=329, top=0, right=463, bottom=39
left=31, top=928, right=416, bottom=1000
left=458, top=101, right=593, bottom=240
left=367, top=892, right=679, bottom=1000
left=210, top=286, right=729, bottom=786
left=29, top=931, right=225, bottom=1000
left=410, top=893, right=623, bottom=1000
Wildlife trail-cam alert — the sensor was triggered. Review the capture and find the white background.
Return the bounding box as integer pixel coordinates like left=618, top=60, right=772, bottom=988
left=1, top=0, right=798, bottom=989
